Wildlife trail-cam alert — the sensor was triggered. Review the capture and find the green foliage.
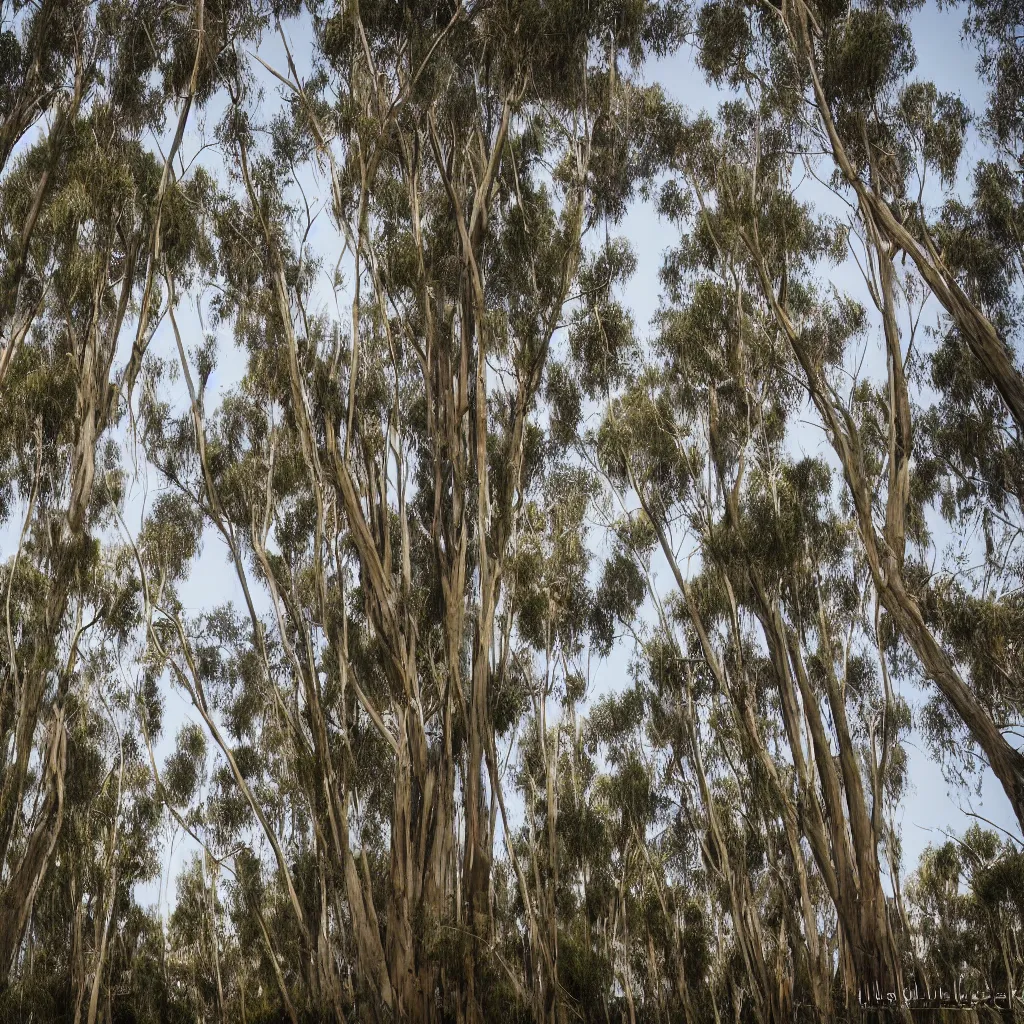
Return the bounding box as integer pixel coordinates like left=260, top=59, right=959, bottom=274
left=2, top=0, right=1023, bottom=1021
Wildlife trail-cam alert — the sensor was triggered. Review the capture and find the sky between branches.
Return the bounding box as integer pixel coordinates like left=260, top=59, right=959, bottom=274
left=92, top=0, right=1016, bottom=915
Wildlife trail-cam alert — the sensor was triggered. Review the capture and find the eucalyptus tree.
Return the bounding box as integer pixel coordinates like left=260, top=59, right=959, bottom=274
left=136, top=1, right=685, bottom=1020
left=0, top=630, right=167, bottom=1023
left=907, top=825, right=1024, bottom=1003
left=0, top=0, right=273, bottom=990
left=584, top=96, right=926, bottom=1015
left=677, top=0, right=1024, bottom=828
left=690, top=0, right=1024, bottom=437
left=501, top=460, right=603, bottom=1021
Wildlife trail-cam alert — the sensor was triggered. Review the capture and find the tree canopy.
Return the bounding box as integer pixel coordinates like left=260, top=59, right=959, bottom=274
left=1, top=0, right=1022, bottom=1021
